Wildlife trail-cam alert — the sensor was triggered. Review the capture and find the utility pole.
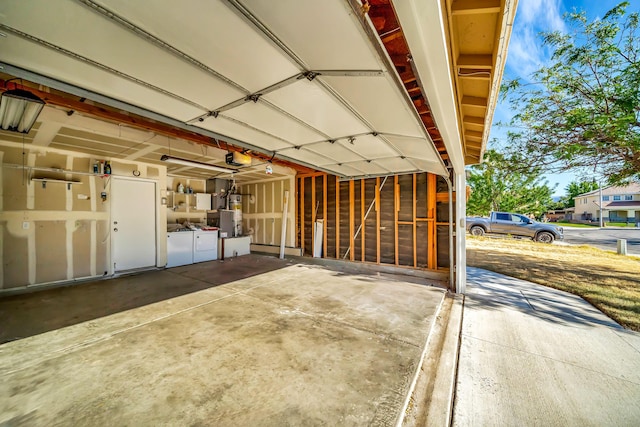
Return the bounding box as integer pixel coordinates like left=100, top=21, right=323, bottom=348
left=599, top=184, right=604, bottom=228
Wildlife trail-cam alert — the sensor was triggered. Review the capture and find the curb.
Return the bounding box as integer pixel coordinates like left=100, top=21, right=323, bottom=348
left=400, top=292, right=464, bottom=426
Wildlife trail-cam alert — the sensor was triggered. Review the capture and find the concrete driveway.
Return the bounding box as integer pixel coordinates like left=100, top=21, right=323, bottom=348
left=561, top=227, right=640, bottom=255
left=0, top=256, right=445, bottom=426
left=454, top=267, right=640, bottom=426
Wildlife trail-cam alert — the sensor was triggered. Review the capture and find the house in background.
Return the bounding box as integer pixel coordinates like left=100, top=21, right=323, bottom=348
left=573, top=183, right=640, bottom=224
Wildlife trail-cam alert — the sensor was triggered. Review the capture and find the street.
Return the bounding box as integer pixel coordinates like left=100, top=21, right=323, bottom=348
left=560, top=226, right=640, bottom=255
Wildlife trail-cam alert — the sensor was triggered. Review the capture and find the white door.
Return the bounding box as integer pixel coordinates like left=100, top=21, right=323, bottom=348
left=111, top=178, right=156, bottom=271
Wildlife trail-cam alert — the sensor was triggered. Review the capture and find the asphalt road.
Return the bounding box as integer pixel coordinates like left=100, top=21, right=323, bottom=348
left=560, top=226, right=640, bottom=255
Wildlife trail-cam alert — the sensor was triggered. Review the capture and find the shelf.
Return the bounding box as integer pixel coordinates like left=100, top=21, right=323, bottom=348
left=31, top=178, right=82, bottom=190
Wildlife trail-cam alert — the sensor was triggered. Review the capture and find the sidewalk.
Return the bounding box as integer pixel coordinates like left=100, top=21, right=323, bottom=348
left=453, top=267, right=640, bottom=426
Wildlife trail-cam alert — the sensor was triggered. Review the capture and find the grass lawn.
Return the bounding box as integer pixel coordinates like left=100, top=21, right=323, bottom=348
left=466, top=236, right=640, bottom=331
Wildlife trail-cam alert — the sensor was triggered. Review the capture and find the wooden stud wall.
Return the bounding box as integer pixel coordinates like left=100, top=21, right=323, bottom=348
left=296, top=172, right=451, bottom=271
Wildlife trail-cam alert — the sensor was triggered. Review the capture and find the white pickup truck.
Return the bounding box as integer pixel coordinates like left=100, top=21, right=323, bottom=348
left=466, top=211, right=564, bottom=243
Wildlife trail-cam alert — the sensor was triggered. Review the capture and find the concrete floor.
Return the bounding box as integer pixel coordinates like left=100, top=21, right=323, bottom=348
left=0, top=255, right=445, bottom=426
left=454, top=267, right=640, bottom=426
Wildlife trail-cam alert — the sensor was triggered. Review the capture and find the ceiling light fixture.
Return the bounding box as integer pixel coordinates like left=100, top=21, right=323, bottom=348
left=0, top=88, right=46, bottom=134
left=160, top=155, right=236, bottom=173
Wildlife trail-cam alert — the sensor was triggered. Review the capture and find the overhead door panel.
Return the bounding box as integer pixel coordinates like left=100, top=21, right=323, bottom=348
left=321, top=75, right=424, bottom=138
left=0, top=37, right=206, bottom=122
left=0, top=0, right=244, bottom=111
left=263, top=79, right=370, bottom=138
left=240, top=0, right=381, bottom=70
left=93, top=0, right=300, bottom=92
left=223, top=102, right=326, bottom=145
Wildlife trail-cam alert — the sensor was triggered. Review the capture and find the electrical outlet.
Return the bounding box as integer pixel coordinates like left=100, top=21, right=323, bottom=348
left=22, top=221, right=29, bottom=230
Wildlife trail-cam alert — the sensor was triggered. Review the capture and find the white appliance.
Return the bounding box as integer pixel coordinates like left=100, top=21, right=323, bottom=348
left=166, top=231, right=193, bottom=267
left=193, top=230, right=218, bottom=262
left=229, top=194, right=242, bottom=236
left=196, top=193, right=212, bottom=211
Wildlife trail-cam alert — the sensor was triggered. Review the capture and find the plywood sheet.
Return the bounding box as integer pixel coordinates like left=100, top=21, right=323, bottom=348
left=35, top=221, right=67, bottom=284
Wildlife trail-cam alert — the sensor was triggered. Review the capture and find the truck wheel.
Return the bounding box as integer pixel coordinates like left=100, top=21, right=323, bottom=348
left=470, top=226, right=485, bottom=236
left=536, top=231, right=554, bottom=243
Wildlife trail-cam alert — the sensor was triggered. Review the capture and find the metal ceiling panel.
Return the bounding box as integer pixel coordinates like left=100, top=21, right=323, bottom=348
left=385, top=135, right=440, bottom=161
left=239, top=0, right=380, bottom=70
left=321, top=75, right=425, bottom=138
left=93, top=0, right=300, bottom=92
left=345, top=160, right=390, bottom=176
left=322, top=163, right=366, bottom=177
left=338, top=134, right=396, bottom=160
left=263, top=79, right=370, bottom=138
left=1, top=0, right=452, bottom=179
left=407, top=158, right=444, bottom=175
left=0, top=0, right=245, bottom=111
left=195, top=116, right=293, bottom=152
left=277, top=147, right=333, bottom=167
left=0, top=37, right=206, bottom=122
left=374, top=157, right=416, bottom=173
left=304, top=141, right=363, bottom=164
left=222, top=102, right=326, bottom=145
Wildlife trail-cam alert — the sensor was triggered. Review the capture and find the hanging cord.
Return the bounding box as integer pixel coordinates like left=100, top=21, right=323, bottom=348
left=342, top=176, right=389, bottom=259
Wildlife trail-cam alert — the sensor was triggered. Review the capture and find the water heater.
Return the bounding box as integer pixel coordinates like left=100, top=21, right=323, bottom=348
left=229, top=194, right=242, bottom=237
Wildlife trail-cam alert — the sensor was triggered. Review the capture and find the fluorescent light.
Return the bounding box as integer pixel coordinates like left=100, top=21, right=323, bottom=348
left=0, top=88, right=45, bottom=133
left=160, top=155, right=236, bottom=173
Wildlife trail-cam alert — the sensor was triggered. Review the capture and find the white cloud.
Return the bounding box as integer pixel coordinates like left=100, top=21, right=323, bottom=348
left=506, top=0, right=566, bottom=79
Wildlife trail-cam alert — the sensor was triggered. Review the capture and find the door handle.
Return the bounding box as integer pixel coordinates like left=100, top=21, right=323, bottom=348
left=114, top=228, right=118, bottom=232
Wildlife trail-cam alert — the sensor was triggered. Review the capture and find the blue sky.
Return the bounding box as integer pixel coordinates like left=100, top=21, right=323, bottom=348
left=489, top=0, right=639, bottom=196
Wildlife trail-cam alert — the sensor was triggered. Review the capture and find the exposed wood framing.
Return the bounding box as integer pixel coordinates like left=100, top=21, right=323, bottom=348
left=296, top=172, right=451, bottom=272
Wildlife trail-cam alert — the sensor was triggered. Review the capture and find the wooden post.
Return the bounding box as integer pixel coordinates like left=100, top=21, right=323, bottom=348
left=323, top=175, right=327, bottom=258
left=336, top=176, right=340, bottom=259
left=361, top=179, right=366, bottom=262
left=300, top=177, right=305, bottom=255
left=311, top=176, right=316, bottom=255
left=376, top=177, right=381, bottom=264
left=427, top=173, right=437, bottom=269
left=413, top=173, right=417, bottom=268
left=349, top=180, right=355, bottom=261
left=394, top=175, right=399, bottom=266
left=279, top=190, right=289, bottom=259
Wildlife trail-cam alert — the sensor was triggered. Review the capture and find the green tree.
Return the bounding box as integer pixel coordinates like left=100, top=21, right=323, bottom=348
left=560, top=180, right=600, bottom=208
left=467, top=149, right=555, bottom=216
left=504, top=2, right=640, bottom=184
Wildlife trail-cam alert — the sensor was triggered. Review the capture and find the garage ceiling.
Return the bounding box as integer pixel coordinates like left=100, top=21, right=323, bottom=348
left=0, top=0, right=450, bottom=179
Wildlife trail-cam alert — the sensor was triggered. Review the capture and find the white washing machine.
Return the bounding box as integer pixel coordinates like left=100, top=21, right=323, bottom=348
left=166, top=231, right=193, bottom=267
left=193, top=229, right=218, bottom=262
